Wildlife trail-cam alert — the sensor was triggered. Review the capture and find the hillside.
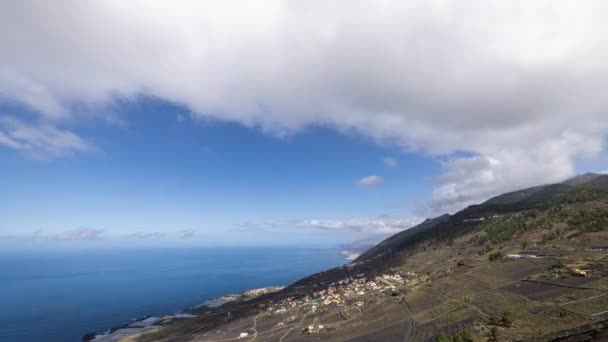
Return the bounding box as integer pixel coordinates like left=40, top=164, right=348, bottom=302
left=124, top=174, right=608, bottom=342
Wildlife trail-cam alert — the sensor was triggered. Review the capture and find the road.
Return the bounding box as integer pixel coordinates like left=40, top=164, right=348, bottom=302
left=403, top=318, right=416, bottom=342
left=401, top=297, right=416, bottom=342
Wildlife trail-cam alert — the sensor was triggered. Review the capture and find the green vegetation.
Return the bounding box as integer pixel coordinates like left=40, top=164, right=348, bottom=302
left=483, top=216, right=527, bottom=244
left=489, top=326, right=499, bottom=341
left=542, top=228, right=565, bottom=242
left=478, top=189, right=608, bottom=247
left=549, top=262, right=566, bottom=270
left=501, top=310, right=514, bottom=328
left=437, top=334, right=448, bottom=342
left=388, top=289, right=401, bottom=296
left=488, top=251, right=503, bottom=261
left=488, top=309, right=514, bottom=328
left=566, top=208, right=608, bottom=232
left=551, top=187, right=608, bottom=205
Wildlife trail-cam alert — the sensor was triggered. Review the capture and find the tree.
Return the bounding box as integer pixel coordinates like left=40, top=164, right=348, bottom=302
left=489, top=251, right=503, bottom=261
left=437, top=334, right=448, bottom=342
left=460, top=329, right=475, bottom=342
left=490, top=326, right=499, bottom=341
left=501, top=310, right=513, bottom=328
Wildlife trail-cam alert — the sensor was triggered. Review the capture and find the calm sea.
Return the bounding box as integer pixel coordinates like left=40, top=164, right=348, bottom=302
left=0, top=247, right=345, bottom=342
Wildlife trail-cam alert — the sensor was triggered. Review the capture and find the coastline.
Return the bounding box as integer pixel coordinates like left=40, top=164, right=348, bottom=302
left=83, top=251, right=350, bottom=341
left=84, top=286, right=285, bottom=342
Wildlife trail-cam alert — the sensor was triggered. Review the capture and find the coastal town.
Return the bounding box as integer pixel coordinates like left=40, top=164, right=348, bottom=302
left=240, top=272, right=415, bottom=337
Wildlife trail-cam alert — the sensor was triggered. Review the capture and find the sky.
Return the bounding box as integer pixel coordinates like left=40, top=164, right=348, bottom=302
left=1, top=1, right=608, bottom=249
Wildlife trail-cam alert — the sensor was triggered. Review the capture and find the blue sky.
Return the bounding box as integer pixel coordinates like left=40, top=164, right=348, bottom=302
left=2, top=2, right=608, bottom=249
left=0, top=98, right=439, bottom=248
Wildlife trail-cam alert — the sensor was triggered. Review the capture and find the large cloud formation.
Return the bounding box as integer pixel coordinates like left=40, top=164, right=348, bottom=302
left=1, top=1, right=607, bottom=213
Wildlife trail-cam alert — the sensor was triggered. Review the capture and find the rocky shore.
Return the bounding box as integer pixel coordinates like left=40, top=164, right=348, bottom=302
left=82, top=286, right=284, bottom=342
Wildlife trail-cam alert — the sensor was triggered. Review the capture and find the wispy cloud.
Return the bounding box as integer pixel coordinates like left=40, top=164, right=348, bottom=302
left=52, top=227, right=104, bottom=241
left=0, top=228, right=204, bottom=243
left=357, top=175, right=383, bottom=187
left=295, top=218, right=422, bottom=234
left=178, top=229, right=196, bottom=239
left=230, top=222, right=269, bottom=233
left=122, top=231, right=167, bottom=239
left=121, top=230, right=197, bottom=239
left=0, top=117, right=92, bottom=160
left=237, top=217, right=422, bottom=235
left=383, top=157, right=397, bottom=167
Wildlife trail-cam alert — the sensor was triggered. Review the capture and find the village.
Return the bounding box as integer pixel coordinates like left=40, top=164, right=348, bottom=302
left=243, top=272, right=417, bottom=337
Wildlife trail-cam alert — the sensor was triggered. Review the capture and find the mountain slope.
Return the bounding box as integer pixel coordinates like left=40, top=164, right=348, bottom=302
left=130, top=174, right=608, bottom=342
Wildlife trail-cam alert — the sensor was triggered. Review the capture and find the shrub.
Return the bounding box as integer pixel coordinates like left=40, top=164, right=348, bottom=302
left=460, top=329, right=475, bottom=342
left=549, top=262, right=566, bottom=270
left=436, top=334, right=448, bottom=342
left=502, top=310, right=514, bottom=327
left=488, top=251, right=503, bottom=262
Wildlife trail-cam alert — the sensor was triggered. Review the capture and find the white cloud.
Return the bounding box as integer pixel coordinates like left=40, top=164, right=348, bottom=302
left=383, top=157, right=397, bottom=167
left=178, top=229, right=196, bottom=239
left=0, top=117, right=92, bottom=159
left=357, top=175, right=383, bottom=187
left=123, top=231, right=167, bottom=239
left=0, top=228, right=199, bottom=242
left=2, top=1, right=608, bottom=209
left=52, top=227, right=104, bottom=241
left=426, top=129, right=604, bottom=214
left=241, top=217, right=423, bottom=235
left=296, top=218, right=422, bottom=235
left=122, top=230, right=196, bottom=239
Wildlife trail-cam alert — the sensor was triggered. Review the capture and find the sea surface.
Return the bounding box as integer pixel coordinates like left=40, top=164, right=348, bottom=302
left=0, top=247, right=346, bottom=342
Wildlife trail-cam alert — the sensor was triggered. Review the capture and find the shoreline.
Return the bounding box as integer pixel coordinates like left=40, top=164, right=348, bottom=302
left=83, top=251, right=350, bottom=341
left=340, top=250, right=360, bottom=261
left=83, top=286, right=286, bottom=342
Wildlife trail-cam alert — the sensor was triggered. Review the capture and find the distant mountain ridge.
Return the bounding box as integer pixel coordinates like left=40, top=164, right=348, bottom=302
left=353, top=173, right=608, bottom=266
left=347, top=173, right=606, bottom=264
left=483, top=172, right=603, bottom=205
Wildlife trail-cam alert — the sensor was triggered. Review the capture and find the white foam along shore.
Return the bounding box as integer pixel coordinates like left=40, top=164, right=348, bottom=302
left=340, top=250, right=360, bottom=261
left=87, top=286, right=285, bottom=341
left=197, top=285, right=286, bottom=308
left=89, top=313, right=197, bottom=342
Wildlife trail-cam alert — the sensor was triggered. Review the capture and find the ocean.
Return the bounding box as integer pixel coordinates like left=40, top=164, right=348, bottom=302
left=0, top=247, right=346, bottom=342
